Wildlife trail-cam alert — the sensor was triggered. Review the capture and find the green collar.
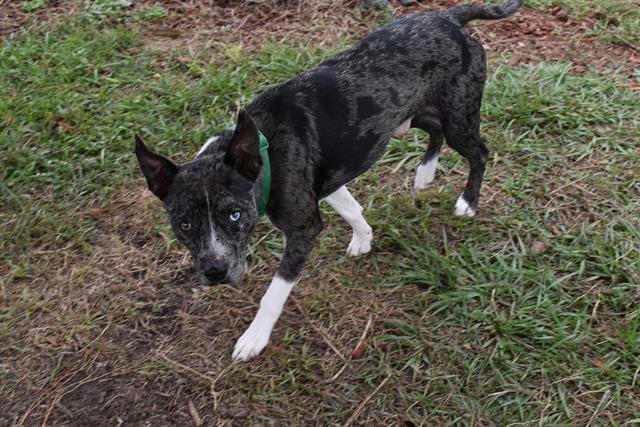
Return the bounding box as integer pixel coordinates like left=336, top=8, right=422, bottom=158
left=227, top=127, right=271, bottom=218
left=256, top=130, right=270, bottom=218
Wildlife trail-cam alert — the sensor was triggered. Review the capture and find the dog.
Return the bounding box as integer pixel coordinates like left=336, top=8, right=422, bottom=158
left=135, top=0, right=524, bottom=361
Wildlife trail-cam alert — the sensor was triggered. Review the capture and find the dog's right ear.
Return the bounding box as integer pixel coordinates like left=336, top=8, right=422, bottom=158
left=225, top=110, right=262, bottom=181
left=134, top=134, right=178, bottom=200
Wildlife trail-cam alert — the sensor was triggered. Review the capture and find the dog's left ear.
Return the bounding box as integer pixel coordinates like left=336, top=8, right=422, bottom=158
left=134, top=134, right=178, bottom=200
left=226, top=110, right=262, bottom=181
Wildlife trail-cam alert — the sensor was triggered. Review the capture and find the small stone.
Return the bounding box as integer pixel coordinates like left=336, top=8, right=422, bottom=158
left=556, top=10, right=569, bottom=22
left=607, top=17, right=620, bottom=27
left=574, top=64, right=587, bottom=74
left=362, top=0, right=390, bottom=9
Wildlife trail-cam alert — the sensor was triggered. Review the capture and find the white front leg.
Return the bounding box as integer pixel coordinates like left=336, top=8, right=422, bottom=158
left=232, top=275, right=294, bottom=361
left=323, top=186, right=373, bottom=256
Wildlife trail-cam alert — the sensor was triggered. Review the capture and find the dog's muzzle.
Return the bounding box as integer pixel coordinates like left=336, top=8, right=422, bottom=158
left=201, top=258, right=228, bottom=285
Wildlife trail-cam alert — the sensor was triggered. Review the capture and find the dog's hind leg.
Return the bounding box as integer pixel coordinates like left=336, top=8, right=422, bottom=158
left=449, top=136, right=488, bottom=217
left=442, top=91, right=487, bottom=217
left=451, top=137, right=488, bottom=217
left=323, top=186, right=373, bottom=256
left=412, top=107, right=444, bottom=191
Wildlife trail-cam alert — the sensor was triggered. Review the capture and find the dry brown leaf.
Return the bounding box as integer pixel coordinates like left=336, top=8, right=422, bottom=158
left=351, top=342, right=366, bottom=359
left=270, top=342, right=285, bottom=353
left=44, top=335, right=58, bottom=346
left=531, top=240, right=548, bottom=254
left=374, top=340, right=390, bottom=352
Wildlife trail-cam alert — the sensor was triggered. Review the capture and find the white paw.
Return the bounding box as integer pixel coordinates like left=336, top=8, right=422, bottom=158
left=347, top=228, right=373, bottom=256
left=413, top=157, right=438, bottom=191
left=232, top=323, right=271, bottom=361
left=454, top=195, right=476, bottom=217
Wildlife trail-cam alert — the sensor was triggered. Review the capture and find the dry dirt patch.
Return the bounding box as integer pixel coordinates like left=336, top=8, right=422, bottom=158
left=2, top=1, right=637, bottom=77
left=0, top=0, right=82, bottom=37
left=1, top=183, right=430, bottom=424
left=134, top=0, right=639, bottom=78
left=471, top=8, right=639, bottom=78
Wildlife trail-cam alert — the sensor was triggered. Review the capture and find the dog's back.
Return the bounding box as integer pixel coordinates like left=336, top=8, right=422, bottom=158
left=247, top=1, right=524, bottom=197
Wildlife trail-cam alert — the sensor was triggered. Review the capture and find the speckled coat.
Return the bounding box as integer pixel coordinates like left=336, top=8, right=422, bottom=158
left=136, top=0, right=524, bottom=284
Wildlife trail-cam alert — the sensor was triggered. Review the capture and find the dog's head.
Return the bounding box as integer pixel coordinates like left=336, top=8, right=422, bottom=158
left=135, top=111, right=263, bottom=285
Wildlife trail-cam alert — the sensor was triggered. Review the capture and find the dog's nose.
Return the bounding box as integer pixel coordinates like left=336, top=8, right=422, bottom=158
left=202, top=259, right=228, bottom=283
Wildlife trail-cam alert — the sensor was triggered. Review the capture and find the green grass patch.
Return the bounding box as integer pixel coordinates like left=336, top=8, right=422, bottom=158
left=339, top=60, right=639, bottom=422
left=83, top=0, right=132, bottom=21
left=135, top=4, right=167, bottom=22
left=20, top=0, right=48, bottom=13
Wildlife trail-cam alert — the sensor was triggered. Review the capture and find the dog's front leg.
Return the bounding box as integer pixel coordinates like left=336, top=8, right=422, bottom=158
left=232, top=210, right=323, bottom=361
left=232, top=274, right=295, bottom=361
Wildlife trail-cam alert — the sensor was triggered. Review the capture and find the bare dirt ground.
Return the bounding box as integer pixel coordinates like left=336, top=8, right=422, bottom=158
left=1, top=1, right=638, bottom=425
left=133, top=0, right=639, bottom=77
left=4, top=181, right=432, bottom=425
left=3, top=0, right=638, bottom=77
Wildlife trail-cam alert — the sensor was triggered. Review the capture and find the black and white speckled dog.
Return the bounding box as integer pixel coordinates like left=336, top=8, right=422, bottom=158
left=135, top=0, right=524, bottom=361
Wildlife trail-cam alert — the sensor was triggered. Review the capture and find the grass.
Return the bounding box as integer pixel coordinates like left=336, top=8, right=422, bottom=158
left=526, top=0, right=640, bottom=44
left=1, top=5, right=639, bottom=426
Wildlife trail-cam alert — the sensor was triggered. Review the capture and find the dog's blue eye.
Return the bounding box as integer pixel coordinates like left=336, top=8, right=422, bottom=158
left=229, top=211, right=241, bottom=222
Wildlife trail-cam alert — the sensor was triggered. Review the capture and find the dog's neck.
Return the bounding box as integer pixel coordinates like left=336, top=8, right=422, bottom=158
left=255, top=129, right=271, bottom=217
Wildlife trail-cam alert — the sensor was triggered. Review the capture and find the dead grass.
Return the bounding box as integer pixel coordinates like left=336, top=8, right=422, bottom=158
left=471, top=9, right=640, bottom=79
left=2, top=182, right=432, bottom=425
left=0, top=0, right=82, bottom=37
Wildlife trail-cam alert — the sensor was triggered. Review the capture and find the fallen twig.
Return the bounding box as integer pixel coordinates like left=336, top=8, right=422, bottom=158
left=586, top=389, right=611, bottom=427
left=158, top=351, right=229, bottom=407
left=42, top=372, right=112, bottom=427
left=188, top=400, right=203, bottom=427
left=292, top=297, right=345, bottom=361
left=20, top=351, right=102, bottom=425
left=158, top=352, right=216, bottom=384
left=344, top=376, right=391, bottom=427
left=329, top=316, right=374, bottom=381
left=350, top=315, right=373, bottom=360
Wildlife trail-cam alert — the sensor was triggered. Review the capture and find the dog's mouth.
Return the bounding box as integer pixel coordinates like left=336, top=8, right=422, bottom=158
left=199, top=276, right=230, bottom=286
left=197, top=262, right=245, bottom=286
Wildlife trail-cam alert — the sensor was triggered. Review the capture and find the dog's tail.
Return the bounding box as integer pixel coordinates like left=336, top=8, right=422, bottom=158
left=449, top=0, right=524, bottom=26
